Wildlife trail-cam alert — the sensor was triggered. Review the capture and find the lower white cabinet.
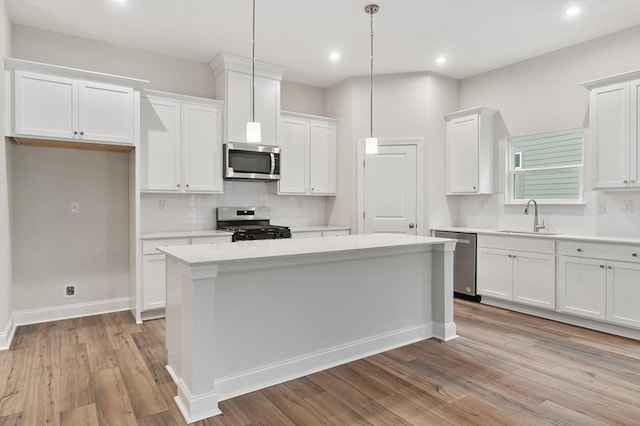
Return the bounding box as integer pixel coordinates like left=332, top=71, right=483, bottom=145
left=292, top=229, right=350, bottom=239
left=141, top=235, right=232, bottom=313
left=477, top=235, right=556, bottom=310
left=558, top=241, right=640, bottom=327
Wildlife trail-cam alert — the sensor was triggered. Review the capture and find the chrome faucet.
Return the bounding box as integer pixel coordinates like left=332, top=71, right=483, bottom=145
left=524, top=199, right=545, bottom=232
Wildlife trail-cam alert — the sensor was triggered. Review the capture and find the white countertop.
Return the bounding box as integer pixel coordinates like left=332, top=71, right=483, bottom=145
left=433, top=227, right=640, bottom=245
left=159, top=233, right=453, bottom=265
left=141, top=226, right=350, bottom=240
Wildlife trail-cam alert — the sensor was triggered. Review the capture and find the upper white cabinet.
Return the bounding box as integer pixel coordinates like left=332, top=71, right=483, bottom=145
left=141, top=91, right=224, bottom=193
left=581, top=72, right=640, bottom=189
left=477, top=235, right=556, bottom=310
left=210, top=53, right=285, bottom=146
left=278, top=111, right=338, bottom=196
left=5, top=58, right=147, bottom=148
left=444, top=107, right=496, bottom=194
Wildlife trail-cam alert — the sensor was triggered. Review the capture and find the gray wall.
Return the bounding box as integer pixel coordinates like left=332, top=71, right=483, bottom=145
left=458, top=25, right=640, bottom=237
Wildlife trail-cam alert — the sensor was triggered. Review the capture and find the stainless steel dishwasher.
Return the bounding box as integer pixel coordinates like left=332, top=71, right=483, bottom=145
left=434, top=230, right=479, bottom=299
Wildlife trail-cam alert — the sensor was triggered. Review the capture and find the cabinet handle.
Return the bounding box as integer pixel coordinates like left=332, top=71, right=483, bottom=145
left=631, top=180, right=637, bottom=184
left=507, top=254, right=512, bottom=258
left=600, top=265, right=605, bottom=269
left=80, top=131, right=84, bottom=136
left=512, top=255, right=516, bottom=259
left=633, top=253, right=638, bottom=257
left=473, top=186, right=477, bottom=190
left=186, top=184, right=190, bottom=188
left=608, top=265, right=613, bottom=270
left=623, top=180, right=629, bottom=184
left=576, top=248, right=582, bottom=252
left=176, top=184, right=180, bottom=188
left=73, top=131, right=78, bottom=135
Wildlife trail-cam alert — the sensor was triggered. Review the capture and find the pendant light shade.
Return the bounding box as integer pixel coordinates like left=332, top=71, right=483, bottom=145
left=247, top=0, right=262, bottom=142
left=365, top=4, right=379, bottom=155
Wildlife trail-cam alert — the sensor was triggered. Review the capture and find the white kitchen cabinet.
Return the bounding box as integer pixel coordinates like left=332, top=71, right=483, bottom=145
left=292, top=228, right=349, bottom=239
left=581, top=72, right=640, bottom=189
left=444, top=106, right=497, bottom=194
left=477, top=235, right=555, bottom=309
left=11, top=69, right=137, bottom=146
left=141, top=91, right=224, bottom=193
left=278, top=112, right=338, bottom=196
left=210, top=53, right=285, bottom=146
left=558, top=240, right=640, bottom=326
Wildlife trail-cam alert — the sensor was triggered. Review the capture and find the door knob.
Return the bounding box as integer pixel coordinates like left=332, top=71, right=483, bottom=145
left=409, top=223, right=415, bottom=229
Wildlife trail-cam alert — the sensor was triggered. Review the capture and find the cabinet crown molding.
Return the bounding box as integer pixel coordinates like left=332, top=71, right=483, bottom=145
left=444, top=106, right=497, bottom=121
left=580, top=69, right=640, bottom=90
left=208, top=52, right=286, bottom=81
left=5, top=58, right=149, bottom=89
left=143, top=89, right=224, bottom=107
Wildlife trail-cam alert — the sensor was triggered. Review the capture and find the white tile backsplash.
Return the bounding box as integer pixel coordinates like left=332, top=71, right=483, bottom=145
left=458, top=191, right=640, bottom=238
left=141, top=180, right=328, bottom=233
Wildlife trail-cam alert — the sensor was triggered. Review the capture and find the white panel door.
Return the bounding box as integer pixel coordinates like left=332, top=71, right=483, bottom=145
left=513, top=251, right=556, bottom=309
left=477, top=247, right=513, bottom=300
left=226, top=72, right=252, bottom=143
left=79, top=80, right=134, bottom=145
left=14, top=70, right=77, bottom=139
left=278, top=117, right=308, bottom=194
left=447, top=114, right=479, bottom=193
left=364, top=144, right=417, bottom=234
left=606, top=261, right=640, bottom=328
left=182, top=103, right=223, bottom=193
left=631, top=79, right=640, bottom=187
left=309, top=122, right=337, bottom=195
left=591, top=83, right=630, bottom=189
left=140, top=97, right=182, bottom=191
left=558, top=256, right=607, bottom=320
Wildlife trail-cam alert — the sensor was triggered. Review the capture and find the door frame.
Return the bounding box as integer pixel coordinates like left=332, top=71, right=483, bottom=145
left=356, top=137, right=425, bottom=235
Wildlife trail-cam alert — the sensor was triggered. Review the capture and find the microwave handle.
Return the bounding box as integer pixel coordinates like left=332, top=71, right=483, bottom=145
left=270, top=153, right=275, bottom=175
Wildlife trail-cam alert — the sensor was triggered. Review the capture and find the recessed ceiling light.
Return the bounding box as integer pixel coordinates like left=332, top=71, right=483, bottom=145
left=329, top=52, right=340, bottom=62
left=436, top=56, right=447, bottom=64
left=565, top=6, right=581, bottom=16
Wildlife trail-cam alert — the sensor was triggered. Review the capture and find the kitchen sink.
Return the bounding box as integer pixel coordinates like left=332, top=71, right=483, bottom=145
left=497, top=230, right=561, bottom=236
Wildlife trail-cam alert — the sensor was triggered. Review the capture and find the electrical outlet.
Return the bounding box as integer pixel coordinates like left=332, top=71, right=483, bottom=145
left=64, top=285, right=76, bottom=297
left=159, top=200, right=167, bottom=211
left=597, top=200, right=606, bottom=214
left=71, top=201, right=80, bottom=214
left=623, top=200, right=633, bottom=214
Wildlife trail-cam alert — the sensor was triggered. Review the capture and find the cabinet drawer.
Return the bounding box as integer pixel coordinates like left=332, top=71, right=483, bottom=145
left=559, top=241, right=640, bottom=262
left=478, top=235, right=555, bottom=254
left=292, top=231, right=324, bottom=239
left=323, top=230, right=350, bottom=237
left=191, top=236, right=232, bottom=245
left=142, top=238, right=190, bottom=255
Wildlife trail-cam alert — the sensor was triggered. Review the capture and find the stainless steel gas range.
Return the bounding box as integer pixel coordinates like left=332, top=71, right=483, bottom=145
left=216, top=207, right=291, bottom=242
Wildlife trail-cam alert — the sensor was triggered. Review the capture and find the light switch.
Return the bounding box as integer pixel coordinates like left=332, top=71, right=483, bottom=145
left=71, top=201, right=80, bottom=214
left=623, top=200, right=633, bottom=214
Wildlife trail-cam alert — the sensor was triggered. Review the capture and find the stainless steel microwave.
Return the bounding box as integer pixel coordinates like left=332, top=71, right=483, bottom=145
left=224, top=142, right=281, bottom=181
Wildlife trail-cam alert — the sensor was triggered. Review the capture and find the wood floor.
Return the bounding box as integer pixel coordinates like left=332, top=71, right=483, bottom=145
left=1, top=300, right=639, bottom=425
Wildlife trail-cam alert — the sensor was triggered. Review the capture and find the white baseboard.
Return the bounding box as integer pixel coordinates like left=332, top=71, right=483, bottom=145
left=13, top=297, right=130, bottom=327
left=215, top=322, right=436, bottom=403
left=433, top=321, right=458, bottom=341
left=0, top=313, right=16, bottom=351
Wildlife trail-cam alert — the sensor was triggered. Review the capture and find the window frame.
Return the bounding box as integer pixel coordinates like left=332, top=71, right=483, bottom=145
left=505, top=128, right=585, bottom=205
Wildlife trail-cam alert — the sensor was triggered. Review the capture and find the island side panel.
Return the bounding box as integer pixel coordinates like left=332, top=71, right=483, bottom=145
left=432, top=240, right=457, bottom=340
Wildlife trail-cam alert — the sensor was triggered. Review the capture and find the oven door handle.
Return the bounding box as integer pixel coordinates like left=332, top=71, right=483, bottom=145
left=270, top=153, right=276, bottom=175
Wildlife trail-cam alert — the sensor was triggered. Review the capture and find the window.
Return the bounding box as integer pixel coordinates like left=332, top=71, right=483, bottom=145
left=506, top=129, right=584, bottom=204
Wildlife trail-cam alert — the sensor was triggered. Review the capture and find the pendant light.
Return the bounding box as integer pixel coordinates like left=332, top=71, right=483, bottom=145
left=246, top=0, right=261, bottom=142
left=365, top=4, right=379, bottom=154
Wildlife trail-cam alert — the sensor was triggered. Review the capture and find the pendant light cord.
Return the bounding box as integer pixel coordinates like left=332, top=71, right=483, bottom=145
left=251, top=0, right=256, bottom=123
left=369, top=8, right=374, bottom=138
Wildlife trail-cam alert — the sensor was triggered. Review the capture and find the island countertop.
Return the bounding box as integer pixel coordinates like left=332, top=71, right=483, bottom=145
left=159, top=233, right=454, bottom=264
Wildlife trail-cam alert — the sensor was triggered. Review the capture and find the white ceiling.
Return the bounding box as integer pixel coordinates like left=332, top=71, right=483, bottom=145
left=7, top=0, right=640, bottom=88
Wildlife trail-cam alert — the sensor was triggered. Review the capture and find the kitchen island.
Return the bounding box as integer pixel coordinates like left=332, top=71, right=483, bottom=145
left=159, top=233, right=456, bottom=423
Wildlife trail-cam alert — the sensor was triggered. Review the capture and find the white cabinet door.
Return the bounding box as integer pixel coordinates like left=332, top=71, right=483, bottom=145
left=182, top=103, right=223, bottom=193
left=255, top=76, right=280, bottom=145
left=309, top=122, right=337, bottom=195
left=558, top=256, right=607, bottom=320
left=447, top=114, right=479, bottom=193
left=78, top=80, right=134, bottom=144
left=226, top=72, right=252, bottom=143
left=140, top=97, right=182, bottom=191
left=142, top=254, right=167, bottom=310
left=14, top=70, right=78, bottom=139
left=606, top=261, right=640, bottom=328
left=477, top=247, right=513, bottom=300
left=278, top=117, right=308, bottom=194
left=513, top=252, right=556, bottom=309
left=590, top=82, right=630, bottom=189
left=631, top=79, right=640, bottom=188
